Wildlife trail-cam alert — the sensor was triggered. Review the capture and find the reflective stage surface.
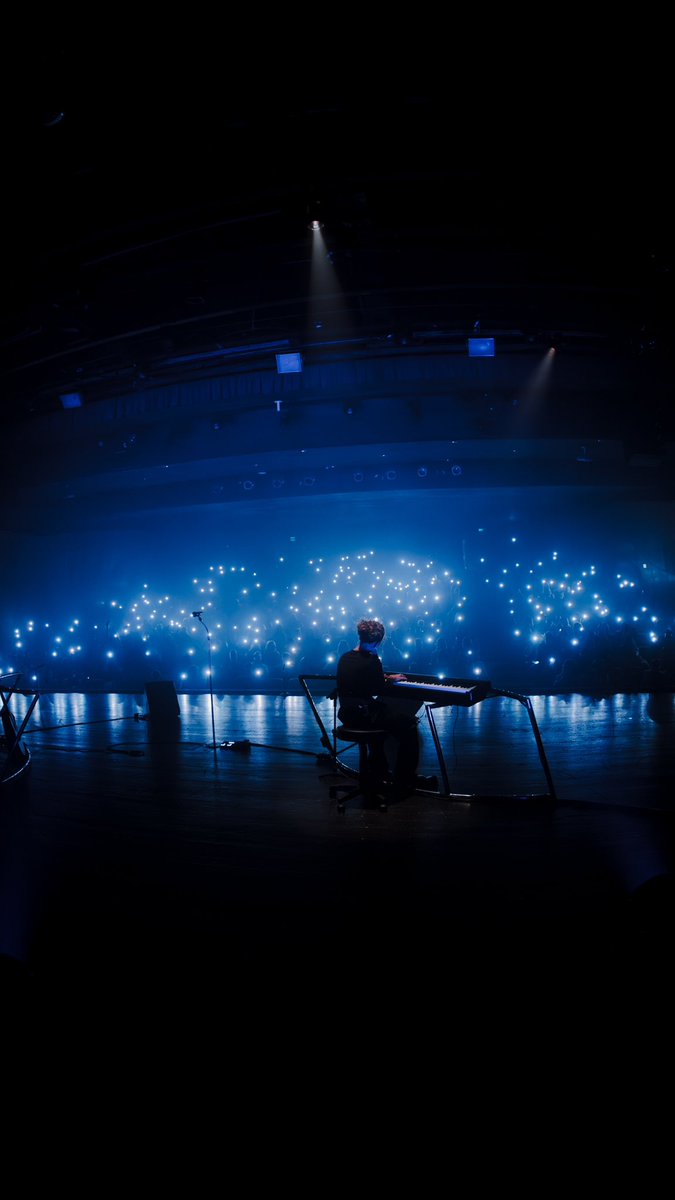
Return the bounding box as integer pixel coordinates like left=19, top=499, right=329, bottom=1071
left=2, top=689, right=674, bottom=1010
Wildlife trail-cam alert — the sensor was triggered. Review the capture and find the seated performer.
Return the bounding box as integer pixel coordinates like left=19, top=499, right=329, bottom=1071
left=336, top=617, right=438, bottom=799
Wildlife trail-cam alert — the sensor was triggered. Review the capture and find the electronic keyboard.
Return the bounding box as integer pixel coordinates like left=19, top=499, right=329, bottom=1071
left=388, top=676, right=492, bottom=707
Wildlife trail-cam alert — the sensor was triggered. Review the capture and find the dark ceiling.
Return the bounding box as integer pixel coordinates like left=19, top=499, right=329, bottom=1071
left=2, top=37, right=673, bottom=430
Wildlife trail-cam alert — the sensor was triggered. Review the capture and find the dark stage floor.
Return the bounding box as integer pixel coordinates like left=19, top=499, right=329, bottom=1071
left=2, top=687, right=674, bottom=1012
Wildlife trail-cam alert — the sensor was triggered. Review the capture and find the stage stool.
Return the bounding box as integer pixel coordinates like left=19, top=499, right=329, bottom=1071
left=329, top=727, right=389, bottom=812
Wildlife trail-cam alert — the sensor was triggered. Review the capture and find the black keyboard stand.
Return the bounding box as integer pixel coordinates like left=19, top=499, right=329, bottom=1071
left=299, top=675, right=557, bottom=804
left=421, top=688, right=557, bottom=803
left=298, top=674, right=351, bottom=774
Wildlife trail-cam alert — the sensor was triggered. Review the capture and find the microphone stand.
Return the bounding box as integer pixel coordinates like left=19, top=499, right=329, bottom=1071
left=193, top=612, right=218, bottom=760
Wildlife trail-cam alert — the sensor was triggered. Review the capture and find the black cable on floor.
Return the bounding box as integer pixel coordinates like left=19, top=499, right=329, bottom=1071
left=23, top=716, right=135, bottom=733
left=222, top=740, right=319, bottom=757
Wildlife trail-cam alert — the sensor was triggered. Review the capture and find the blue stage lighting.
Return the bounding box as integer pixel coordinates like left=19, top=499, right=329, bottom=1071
left=276, top=352, right=303, bottom=374
left=467, top=337, right=495, bottom=357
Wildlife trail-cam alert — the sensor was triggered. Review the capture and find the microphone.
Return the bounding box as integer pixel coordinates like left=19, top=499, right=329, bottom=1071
left=191, top=610, right=203, bottom=618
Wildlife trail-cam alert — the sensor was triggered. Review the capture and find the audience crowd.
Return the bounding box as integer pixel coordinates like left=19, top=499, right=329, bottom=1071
left=3, top=547, right=674, bottom=696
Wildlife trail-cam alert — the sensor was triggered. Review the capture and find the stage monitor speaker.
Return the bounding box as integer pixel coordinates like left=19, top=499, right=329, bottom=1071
left=144, top=680, right=180, bottom=721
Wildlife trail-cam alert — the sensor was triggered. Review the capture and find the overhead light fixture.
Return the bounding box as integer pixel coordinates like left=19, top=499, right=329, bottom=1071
left=467, top=338, right=495, bottom=357
left=276, top=352, right=303, bottom=374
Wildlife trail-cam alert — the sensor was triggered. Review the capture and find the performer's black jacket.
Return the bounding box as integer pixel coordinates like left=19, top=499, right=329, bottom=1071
left=336, top=648, right=389, bottom=726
